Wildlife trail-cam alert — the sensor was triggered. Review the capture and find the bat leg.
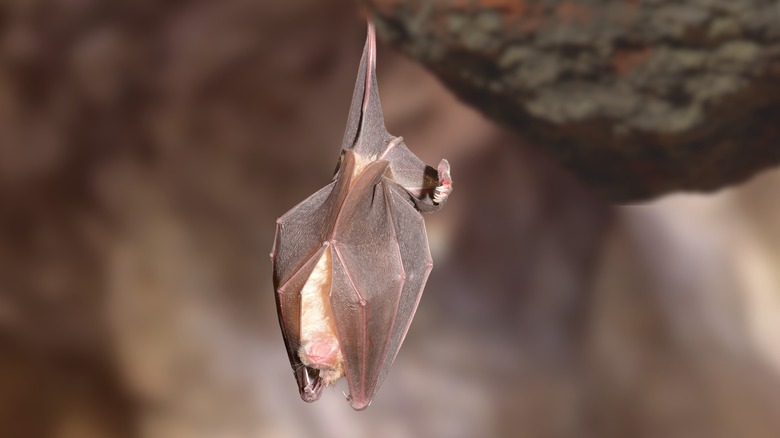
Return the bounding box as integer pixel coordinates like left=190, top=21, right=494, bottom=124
left=433, top=159, right=452, bottom=204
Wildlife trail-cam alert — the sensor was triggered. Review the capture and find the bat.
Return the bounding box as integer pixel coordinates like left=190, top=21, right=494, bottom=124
left=271, top=20, right=452, bottom=410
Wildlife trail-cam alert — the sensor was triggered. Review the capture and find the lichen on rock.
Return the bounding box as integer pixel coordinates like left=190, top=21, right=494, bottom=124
left=368, top=0, right=780, bottom=202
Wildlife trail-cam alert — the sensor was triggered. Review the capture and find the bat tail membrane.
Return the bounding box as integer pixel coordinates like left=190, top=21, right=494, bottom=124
left=340, top=21, right=395, bottom=159
left=339, top=21, right=453, bottom=213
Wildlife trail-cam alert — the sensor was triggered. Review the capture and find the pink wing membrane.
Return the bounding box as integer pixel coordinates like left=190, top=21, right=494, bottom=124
left=330, top=159, right=405, bottom=410
left=271, top=153, right=356, bottom=401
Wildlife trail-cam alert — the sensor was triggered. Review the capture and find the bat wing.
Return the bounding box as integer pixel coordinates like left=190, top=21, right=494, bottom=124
left=382, top=137, right=448, bottom=213
left=329, top=159, right=432, bottom=410
left=341, top=22, right=450, bottom=213
left=271, top=152, right=356, bottom=402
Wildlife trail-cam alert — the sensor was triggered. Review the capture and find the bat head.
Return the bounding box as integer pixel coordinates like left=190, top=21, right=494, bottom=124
left=296, top=365, right=324, bottom=402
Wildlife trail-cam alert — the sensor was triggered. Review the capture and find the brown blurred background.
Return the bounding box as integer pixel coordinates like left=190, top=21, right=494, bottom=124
left=2, top=1, right=780, bottom=437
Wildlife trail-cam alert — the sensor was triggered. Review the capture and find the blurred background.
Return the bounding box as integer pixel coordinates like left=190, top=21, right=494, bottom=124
left=2, top=1, right=780, bottom=437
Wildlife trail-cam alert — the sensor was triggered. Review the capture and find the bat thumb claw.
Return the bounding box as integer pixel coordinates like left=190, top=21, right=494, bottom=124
left=437, top=159, right=451, bottom=177
left=345, top=392, right=371, bottom=411
left=433, top=159, right=453, bottom=204
left=343, top=390, right=365, bottom=410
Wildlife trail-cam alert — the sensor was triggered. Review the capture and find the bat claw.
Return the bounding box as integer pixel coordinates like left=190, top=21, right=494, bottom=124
left=433, top=159, right=452, bottom=204
left=344, top=392, right=371, bottom=411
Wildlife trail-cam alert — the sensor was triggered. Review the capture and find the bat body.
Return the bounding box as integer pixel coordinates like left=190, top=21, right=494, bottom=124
left=271, top=21, right=452, bottom=410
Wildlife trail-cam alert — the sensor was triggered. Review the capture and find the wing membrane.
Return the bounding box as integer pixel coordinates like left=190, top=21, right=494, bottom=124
left=330, top=159, right=404, bottom=410
left=271, top=153, right=356, bottom=400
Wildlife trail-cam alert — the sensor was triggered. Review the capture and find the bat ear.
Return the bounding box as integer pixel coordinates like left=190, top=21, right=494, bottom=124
left=297, top=366, right=323, bottom=402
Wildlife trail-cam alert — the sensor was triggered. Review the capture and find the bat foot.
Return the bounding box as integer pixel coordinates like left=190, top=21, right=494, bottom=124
left=433, top=159, right=452, bottom=204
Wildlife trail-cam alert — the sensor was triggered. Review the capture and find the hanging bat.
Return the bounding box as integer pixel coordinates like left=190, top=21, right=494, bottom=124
left=271, top=20, right=452, bottom=410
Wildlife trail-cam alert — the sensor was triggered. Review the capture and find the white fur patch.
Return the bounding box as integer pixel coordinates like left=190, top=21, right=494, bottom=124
left=351, top=153, right=377, bottom=182
left=298, top=248, right=344, bottom=384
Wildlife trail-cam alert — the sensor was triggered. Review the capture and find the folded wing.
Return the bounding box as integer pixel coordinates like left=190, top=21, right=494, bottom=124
left=330, top=158, right=432, bottom=410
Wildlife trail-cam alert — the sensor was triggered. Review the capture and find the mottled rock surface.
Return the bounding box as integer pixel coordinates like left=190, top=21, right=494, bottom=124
left=368, top=0, right=780, bottom=201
